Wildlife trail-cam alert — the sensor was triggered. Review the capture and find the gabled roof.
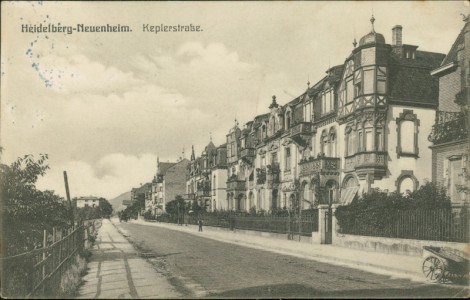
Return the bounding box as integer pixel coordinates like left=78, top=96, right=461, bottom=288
left=388, top=50, right=445, bottom=106
left=157, top=162, right=176, bottom=175
left=440, top=21, right=468, bottom=66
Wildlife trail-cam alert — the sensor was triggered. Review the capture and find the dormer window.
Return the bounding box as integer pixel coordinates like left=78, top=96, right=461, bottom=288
left=286, top=111, right=291, bottom=129
left=322, top=90, right=334, bottom=115
left=303, top=100, right=312, bottom=122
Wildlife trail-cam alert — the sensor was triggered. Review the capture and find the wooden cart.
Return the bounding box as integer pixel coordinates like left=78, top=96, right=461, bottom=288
left=422, top=246, right=469, bottom=283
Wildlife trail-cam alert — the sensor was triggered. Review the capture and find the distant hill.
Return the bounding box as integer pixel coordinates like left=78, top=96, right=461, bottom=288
left=108, top=191, right=131, bottom=212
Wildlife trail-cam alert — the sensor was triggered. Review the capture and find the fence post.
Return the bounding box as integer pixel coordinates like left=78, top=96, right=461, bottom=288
left=42, top=229, right=47, bottom=296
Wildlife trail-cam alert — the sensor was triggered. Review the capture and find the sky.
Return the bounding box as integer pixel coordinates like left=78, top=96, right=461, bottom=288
left=1, top=1, right=468, bottom=200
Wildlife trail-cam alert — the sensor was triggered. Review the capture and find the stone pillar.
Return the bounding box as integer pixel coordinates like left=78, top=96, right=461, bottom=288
left=317, top=204, right=329, bottom=244
left=331, top=204, right=341, bottom=244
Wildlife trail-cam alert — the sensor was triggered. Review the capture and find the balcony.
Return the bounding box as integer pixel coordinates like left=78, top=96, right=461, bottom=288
left=299, top=156, right=340, bottom=177
left=183, top=193, right=195, bottom=201
left=344, top=151, right=388, bottom=179
left=290, top=122, right=315, bottom=138
left=227, top=179, right=246, bottom=191
left=428, top=113, right=467, bottom=145
left=240, top=148, right=256, bottom=159
left=196, top=189, right=211, bottom=197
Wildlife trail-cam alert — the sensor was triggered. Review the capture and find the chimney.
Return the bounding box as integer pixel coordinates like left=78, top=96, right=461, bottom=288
left=392, top=25, right=403, bottom=46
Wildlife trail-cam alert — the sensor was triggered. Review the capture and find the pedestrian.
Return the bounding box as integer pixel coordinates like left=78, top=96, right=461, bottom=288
left=198, top=219, right=203, bottom=232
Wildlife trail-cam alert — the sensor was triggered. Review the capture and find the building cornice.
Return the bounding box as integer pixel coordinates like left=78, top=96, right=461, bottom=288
left=430, top=62, right=458, bottom=77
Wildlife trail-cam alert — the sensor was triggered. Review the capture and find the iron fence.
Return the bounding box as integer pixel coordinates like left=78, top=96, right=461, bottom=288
left=158, top=211, right=319, bottom=236
left=1, top=220, right=100, bottom=298
left=339, top=208, right=469, bottom=243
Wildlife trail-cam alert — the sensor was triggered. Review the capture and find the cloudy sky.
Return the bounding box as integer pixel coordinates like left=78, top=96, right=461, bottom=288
left=1, top=1, right=468, bottom=200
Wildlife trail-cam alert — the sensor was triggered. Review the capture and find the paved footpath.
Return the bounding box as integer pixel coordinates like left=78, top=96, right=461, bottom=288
left=76, top=219, right=181, bottom=299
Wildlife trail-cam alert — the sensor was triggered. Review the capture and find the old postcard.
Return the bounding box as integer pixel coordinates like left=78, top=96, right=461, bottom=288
left=1, top=1, right=469, bottom=298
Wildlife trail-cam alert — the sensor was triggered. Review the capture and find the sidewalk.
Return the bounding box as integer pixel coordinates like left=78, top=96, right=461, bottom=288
left=76, top=219, right=181, bottom=299
left=131, top=219, right=426, bottom=282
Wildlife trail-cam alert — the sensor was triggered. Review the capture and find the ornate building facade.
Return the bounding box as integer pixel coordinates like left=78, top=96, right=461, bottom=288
left=187, top=142, right=228, bottom=211
left=148, top=158, right=189, bottom=215
left=219, top=17, right=446, bottom=212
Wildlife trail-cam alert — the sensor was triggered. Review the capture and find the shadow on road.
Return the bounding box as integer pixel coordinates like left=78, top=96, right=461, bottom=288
left=209, top=283, right=469, bottom=298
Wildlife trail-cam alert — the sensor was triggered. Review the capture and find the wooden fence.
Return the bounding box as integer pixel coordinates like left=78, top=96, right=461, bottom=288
left=1, top=220, right=100, bottom=298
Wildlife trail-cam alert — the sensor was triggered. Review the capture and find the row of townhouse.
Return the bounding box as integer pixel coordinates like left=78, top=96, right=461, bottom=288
left=186, top=16, right=469, bottom=214
left=139, top=16, right=468, bottom=217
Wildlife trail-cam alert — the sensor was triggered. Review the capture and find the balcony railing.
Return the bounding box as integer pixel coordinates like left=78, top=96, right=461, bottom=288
left=183, top=193, right=195, bottom=201
left=344, top=151, right=388, bottom=174
left=299, top=156, right=340, bottom=176
left=196, top=190, right=211, bottom=197
left=428, top=114, right=468, bottom=145
left=227, top=179, right=246, bottom=191
left=290, top=122, right=314, bottom=137
left=240, top=148, right=256, bottom=159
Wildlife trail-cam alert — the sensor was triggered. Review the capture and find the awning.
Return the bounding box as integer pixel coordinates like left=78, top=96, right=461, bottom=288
left=340, top=186, right=359, bottom=205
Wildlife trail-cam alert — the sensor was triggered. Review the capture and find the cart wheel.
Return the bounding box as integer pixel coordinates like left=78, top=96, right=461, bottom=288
left=422, top=256, right=445, bottom=282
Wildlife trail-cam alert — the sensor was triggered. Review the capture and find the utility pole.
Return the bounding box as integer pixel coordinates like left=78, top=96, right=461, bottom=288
left=63, top=171, right=74, bottom=229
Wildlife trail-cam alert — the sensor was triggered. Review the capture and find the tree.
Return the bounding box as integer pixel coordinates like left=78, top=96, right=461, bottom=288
left=0, top=154, right=70, bottom=255
left=98, top=198, right=113, bottom=218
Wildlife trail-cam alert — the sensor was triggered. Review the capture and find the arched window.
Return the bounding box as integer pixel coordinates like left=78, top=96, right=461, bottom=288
left=399, top=178, right=414, bottom=195
left=395, top=170, right=419, bottom=194
left=262, top=124, right=267, bottom=140
left=321, top=130, right=328, bottom=155
left=286, top=111, right=291, bottom=129
left=396, top=110, right=420, bottom=158
left=329, top=128, right=337, bottom=157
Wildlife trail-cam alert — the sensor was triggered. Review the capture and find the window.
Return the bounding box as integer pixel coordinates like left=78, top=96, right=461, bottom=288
left=358, top=131, right=363, bottom=152
left=321, top=131, right=329, bottom=155
left=375, top=128, right=383, bottom=151
left=285, top=147, right=291, bottom=171
left=213, top=175, right=216, bottom=195
left=377, top=80, right=386, bottom=94
left=346, top=79, right=354, bottom=103
left=271, top=116, right=276, bottom=134
left=355, top=82, right=362, bottom=97
left=262, top=125, right=266, bottom=139
left=271, top=152, right=278, bottom=164
left=363, top=68, right=374, bottom=94
left=365, top=129, right=373, bottom=151
left=346, top=128, right=356, bottom=156
left=304, top=101, right=312, bottom=121
left=400, top=121, right=414, bottom=152
left=377, top=66, right=387, bottom=94
left=446, top=155, right=468, bottom=203
left=396, top=170, right=419, bottom=194
left=286, top=111, right=291, bottom=129
left=396, top=110, right=420, bottom=158
left=399, top=178, right=414, bottom=195
left=330, top=133, right=337, bottom=157
left=261, top=155, right=266, bottom=167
